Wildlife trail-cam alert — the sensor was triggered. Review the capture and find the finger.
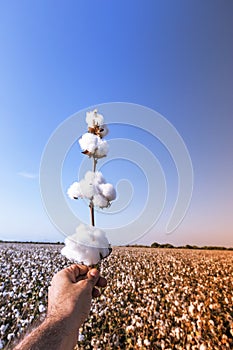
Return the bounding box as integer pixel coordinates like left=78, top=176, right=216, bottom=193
left=65, top=264, right=80, bottom=283
left=96, top=276, right=107, bottom=288
left=65, top=264, right=88, bottom=283
left=87, top=268, right=100, bottom=286
left=78, top=264, right=89, bottom=276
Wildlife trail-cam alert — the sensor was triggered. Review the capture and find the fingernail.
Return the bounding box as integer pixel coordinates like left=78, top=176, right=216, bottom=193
left=90, top=269, right=99, bottom=278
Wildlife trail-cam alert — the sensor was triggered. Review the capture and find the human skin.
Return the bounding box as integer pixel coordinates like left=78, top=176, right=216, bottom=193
left=13, top=264, right=107, bottom=350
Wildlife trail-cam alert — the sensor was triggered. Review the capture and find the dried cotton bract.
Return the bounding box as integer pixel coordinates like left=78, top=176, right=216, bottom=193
left=61, top=224, right=111, bottom=265
left=85, top=110, right=109, bottom=137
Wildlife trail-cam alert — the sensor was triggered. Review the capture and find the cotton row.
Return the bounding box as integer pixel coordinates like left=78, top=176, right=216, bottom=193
left=1, top=244, right=233, bottom=349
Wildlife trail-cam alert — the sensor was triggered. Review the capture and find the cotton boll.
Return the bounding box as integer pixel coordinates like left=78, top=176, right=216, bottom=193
left=79, top=133, right=98, bottom=154
left=84, top=246, right=103, bottom=265
left=79, top=133, right=108, bottom=158
left=68, top=172, right=109, bottom=202
left=93, top=193, right=109, bottom=208
left=86, top=109, right=104, bottom=127
left=79, top=171, right=104, bottom=198
left=73, top=224, right=95, bottom=245
left=84, top=171, right=95, bottom=183
left=72, top=224, right=110, bottom=248
left=61, top=246, right=88, bottom=264
left=94, top=171, right=105, bottom=185
left=67, top=182, right=82, bottom=199
left=78, top=333, right=85, bottom=342
left=93, top=227, right=112, bottom=247
left=98, top=183, right=116, bottom=201
left=79, top=178, right=96, bottom=199
left=95, top=139, right=109, bottom=158
left=38, top=304, right=46, bottom=313
left=61, top=224, right=111, bottom=265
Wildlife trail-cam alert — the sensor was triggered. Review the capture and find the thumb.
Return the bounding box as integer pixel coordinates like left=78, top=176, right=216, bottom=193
left=87, top=268, right=100, bottom=286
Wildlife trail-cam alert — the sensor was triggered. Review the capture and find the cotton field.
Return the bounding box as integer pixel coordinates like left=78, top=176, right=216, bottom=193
left=0, top=244, right=233, bottom=349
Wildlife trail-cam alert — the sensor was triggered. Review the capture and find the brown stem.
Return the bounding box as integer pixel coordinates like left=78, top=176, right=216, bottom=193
left=89, top=201, right=95, bottom=226
left=89, top=157, right=97, bottom=227
left=93, top=158, right=97, bottom=172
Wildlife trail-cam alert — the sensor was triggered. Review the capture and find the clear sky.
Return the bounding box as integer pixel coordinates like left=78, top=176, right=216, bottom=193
left=0, top=0, right=232, bottom=246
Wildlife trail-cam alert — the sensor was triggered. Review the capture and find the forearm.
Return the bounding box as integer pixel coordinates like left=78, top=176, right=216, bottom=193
left=13, top=317, right=78, bottom=350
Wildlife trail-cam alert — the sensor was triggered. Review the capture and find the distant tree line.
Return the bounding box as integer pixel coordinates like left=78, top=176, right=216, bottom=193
left=150, top=242, right=233, bottom=251
left=124, top=242, right=233, bottom=251
left=1, top=240, right=232, bottom=251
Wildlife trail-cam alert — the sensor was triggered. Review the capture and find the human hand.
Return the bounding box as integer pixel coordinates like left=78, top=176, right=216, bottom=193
left=14, top=265, right=107, bottom=350
left=47, top=264, right=107, bottom=334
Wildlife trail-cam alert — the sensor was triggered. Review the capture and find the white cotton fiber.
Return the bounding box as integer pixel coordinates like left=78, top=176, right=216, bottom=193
left=79, top=171, right=104, bottom=199
left=98, top=183, right=116, bottom=201
left=78, top=133, right=109, bottom=158
left=79, top=178, right=95, bottom=199
left=67, top=182, right=82, bottom=199
left=67, top=171, right=116, bottom=208
left=86, top=109, right=104, bottom=127
left=79, top=133, right=98, bottom=154
left=84, top=171, right=95, bottom=183
left=74, top=224, right=110, bottom=248
left=95, top=139, right=109, bottom=158
left=92, top=193, right=109, bottom=208
left=94, top=171, right=106, bottom=185
left=61, top=224, right=111, bottom=265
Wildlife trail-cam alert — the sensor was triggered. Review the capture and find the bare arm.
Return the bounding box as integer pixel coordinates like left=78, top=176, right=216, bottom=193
left=13, top=265, right=107, bottom=350
left=14, top=318, right=75, bottom=350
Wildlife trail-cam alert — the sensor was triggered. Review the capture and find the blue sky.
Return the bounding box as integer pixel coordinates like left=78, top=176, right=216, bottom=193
left=0, top=0, right=232, bottom=246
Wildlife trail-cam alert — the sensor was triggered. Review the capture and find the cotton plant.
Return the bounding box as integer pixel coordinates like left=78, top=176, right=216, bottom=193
left=62, top=110, right=116, bottom=265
